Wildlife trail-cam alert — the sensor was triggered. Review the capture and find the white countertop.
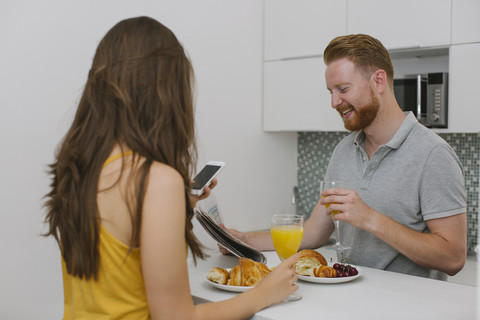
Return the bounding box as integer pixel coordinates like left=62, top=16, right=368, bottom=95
left=188, top=250, right=477, bottom=320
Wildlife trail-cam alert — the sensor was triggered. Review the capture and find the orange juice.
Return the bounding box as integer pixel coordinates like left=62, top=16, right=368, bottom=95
left=270, top=225, right=304, bottom=260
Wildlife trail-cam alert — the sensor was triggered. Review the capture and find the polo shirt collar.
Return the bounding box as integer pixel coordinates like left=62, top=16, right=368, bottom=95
left=353, top=111, right=417, bottom=150
left=386, top=112, right=417, bottom=149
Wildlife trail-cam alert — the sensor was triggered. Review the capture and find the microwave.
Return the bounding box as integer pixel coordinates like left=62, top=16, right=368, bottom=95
left=393, top=72, right=448, bottom=128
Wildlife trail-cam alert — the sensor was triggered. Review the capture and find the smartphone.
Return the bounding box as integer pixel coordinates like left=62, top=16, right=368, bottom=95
left=190, top=161, right=225, bottom=196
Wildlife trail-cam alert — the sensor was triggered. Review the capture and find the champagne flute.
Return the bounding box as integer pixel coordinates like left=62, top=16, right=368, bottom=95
left=320, top=180, right=351, bottom=251
left=271, top=214, right=304, bottom=301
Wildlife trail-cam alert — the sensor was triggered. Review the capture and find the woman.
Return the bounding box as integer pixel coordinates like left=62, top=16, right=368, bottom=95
left=44, top=16, right=299, bottom=319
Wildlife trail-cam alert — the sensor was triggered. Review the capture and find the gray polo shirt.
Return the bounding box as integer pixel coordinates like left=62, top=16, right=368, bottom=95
left=324, top=112, right=466, bottom=280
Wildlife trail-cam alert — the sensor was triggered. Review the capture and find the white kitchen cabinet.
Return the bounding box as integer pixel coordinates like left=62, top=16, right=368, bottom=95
left=451, top=0, right=480, bottom=44
left=263, top=0, right=347, bottom=61
left=263, top=0, right=478, bottom=132
left=347, top=0, right=451, bottom=50
left=263, top=57, right=344, bottom=131
left=446, top=43, right=480, bottom=133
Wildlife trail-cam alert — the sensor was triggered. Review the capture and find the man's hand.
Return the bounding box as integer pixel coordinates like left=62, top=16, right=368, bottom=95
left=217, top=224, right=246, bottom=255
left=319, top=187, right=376, bottom=230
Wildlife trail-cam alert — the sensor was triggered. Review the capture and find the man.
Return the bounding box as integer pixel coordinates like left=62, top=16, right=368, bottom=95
left=223, top=34, right=467, bottom=280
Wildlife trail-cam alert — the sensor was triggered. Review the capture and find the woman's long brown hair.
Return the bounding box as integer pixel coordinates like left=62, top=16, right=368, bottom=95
left=44, top=16, right=205, bottom=280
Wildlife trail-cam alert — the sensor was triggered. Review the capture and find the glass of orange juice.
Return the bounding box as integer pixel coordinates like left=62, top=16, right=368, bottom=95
left=320, top=180, right=350, bottom=251
left=270, top=214, right=304, bottom=261
left=271, top=214, right=304, bottom=301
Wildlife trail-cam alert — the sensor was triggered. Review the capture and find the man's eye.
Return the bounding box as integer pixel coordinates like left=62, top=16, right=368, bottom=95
left=339, top=87, right=347, bottom=93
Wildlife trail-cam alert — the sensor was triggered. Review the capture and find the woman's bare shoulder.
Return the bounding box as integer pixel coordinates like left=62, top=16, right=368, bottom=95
left=142, top=162, right=187, bottom=228
left=147, top=162, right=185, bottom=194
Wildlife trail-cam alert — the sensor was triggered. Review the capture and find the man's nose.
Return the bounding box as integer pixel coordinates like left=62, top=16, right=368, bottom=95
left=331, top=92, right=342, bottom=109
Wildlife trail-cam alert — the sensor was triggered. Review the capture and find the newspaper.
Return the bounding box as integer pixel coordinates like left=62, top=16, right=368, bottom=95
left=197, top=194, right=224, bottom=226
left=194, top=205, right=266, bottom=264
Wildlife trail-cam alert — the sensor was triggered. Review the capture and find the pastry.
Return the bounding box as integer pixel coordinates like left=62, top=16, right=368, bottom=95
left=207, top=267, right=230, bottom=285
left=294, top=249, right=328, bottom=276
left=224, top=258, right=271, bottom=287
left=227, top=264, right=242, bottom=286
left=255, top=261, right=271, bottom=278
left=314, top=265, right=337, bottom=278
left=228, top=257, right=262, bottom=287
left=240, top=258, right=262, bottom=287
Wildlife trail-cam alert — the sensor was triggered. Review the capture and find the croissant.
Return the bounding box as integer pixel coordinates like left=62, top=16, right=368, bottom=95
left=314, top=265, right=337, bottom=278
left=255, top=261, right=271, bottom=278
left=226, top=258, right=271, bottom=287
left=294, top=249, right=328, bottom=276
left=207, top=267, right=230, bottom=285
left=227, top=265, right=241, bottom=286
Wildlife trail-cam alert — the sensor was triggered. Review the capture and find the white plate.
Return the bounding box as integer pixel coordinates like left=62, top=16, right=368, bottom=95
left=204, top=271, right=254, bottom=292
left=296, top=267, right=362, bottom=284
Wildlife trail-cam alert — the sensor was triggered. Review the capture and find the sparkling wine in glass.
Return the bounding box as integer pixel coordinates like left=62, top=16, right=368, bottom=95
left=320, top=180, right=351, bottom=251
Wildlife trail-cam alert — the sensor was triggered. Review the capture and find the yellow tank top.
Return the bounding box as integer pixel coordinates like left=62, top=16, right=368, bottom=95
left=62, top=151, right=149, bottom=319
left=62, top=225, right=149, bottom=320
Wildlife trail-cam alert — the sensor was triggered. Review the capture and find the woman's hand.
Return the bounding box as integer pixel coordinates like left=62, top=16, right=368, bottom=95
left=188, top=178, right=218, bottom=208
left=253, top=253, right=301, bottom=307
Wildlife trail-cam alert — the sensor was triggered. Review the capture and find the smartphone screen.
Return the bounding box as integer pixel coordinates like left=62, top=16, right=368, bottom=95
left=191, top=164, right=223, bottom=190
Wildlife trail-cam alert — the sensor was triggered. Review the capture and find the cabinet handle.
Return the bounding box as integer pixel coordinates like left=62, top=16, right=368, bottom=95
left=265, top=54, right=323, bottom=62
left=416, top=75, right=422, bottom=120
left=388, top=45, right=421, bottom=52
left=281, top=54, right=323, bottom=61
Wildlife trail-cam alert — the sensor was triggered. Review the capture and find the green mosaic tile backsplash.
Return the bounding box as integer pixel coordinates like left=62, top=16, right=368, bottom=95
left=297, top=131, right=479, bottom=252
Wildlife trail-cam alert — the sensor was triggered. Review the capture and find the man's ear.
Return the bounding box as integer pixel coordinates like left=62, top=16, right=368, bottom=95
left=372, top=69, right=388, bottom=94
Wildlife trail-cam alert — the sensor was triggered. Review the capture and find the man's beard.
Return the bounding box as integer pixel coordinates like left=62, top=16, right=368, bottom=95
left=340, top=89, right=380, bottom=132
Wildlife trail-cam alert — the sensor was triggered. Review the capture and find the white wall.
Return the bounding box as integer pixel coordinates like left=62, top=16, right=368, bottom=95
left=0, top=1, right=297, bottom=318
